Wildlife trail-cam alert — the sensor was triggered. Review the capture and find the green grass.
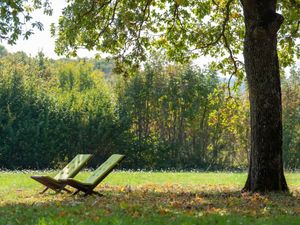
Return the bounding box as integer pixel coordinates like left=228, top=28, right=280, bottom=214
left=1, top=171, right=300, bottom=224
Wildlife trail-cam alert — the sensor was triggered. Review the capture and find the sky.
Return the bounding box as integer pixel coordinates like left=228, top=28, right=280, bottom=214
left=1, top=1, right=96, bottom=59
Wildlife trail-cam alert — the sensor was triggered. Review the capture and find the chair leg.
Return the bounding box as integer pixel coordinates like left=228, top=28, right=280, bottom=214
left=83, top=190, right=103, bottom=197
left=40, top=187, right=49, bottom=194
left=62, top=187, right=72, bottom=193
left=83, top=191, right=91, bottom=197
left=72, top=190, right=80, bottom=196
left=93, top=191, right=103, bottom=197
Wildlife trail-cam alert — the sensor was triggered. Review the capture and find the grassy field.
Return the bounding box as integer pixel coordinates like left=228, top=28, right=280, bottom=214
left=1, top=171, right=300, bottom=224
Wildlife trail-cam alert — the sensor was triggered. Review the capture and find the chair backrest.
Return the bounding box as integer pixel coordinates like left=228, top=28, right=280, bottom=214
left=54, top=154, right=93, bottom=180
left=84, top=154, right=125, bottom=185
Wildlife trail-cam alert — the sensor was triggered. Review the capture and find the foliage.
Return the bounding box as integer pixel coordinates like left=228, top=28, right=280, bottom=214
left=0, top=52, right=118, bottom=169
left=53, top=0, right=300, bottom=75
left=0, top=0, right=52, bottom=44
left=115, top=63, right=249, bottom=169
left=0, top=50, right=300, bottom=170
left=207, top=87, right=249, bottom=169
left=92, top=59, right=114, bottom=78
left=2, top=171, right=300, bottom=224
left=282, top=67, right=300, bottom=169
left=0, top=45, right=8, bottom=57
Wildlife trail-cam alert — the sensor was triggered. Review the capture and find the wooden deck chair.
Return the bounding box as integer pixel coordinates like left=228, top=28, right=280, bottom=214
left=31, top=154, right=93, bottom=194
left=59, top=154, right=125, bottom=196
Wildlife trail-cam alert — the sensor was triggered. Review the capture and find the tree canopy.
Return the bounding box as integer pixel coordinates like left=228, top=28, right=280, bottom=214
left=53, top=0, right=300, bottom=74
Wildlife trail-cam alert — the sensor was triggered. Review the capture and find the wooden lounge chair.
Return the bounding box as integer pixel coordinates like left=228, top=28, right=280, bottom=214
left=59, top=154, right=125, bottom=196
left=31, top=154, right=93, bottom=194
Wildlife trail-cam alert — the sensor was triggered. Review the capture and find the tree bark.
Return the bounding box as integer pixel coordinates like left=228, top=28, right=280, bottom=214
left=241, top=0, right=288, bottom=192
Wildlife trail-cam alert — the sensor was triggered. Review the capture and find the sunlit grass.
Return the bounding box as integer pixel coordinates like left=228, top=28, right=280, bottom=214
left=1, top=171, right=300, bottom=224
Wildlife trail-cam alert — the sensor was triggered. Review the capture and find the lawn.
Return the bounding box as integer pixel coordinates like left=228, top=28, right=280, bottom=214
left=1, top=171, right=300, bottom=224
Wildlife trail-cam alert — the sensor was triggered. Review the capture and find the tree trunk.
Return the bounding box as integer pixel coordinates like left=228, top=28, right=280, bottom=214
left=241, top=0, right=288, bottom=192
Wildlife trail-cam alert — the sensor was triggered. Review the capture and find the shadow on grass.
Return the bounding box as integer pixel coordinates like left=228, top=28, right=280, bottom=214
left=1, top=185, right=300, bottom=225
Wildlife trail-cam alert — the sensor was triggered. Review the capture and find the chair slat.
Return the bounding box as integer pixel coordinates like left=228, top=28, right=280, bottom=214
left=84, top=154, right=124, bottom=185
left=54, top=154, right=93, bottom=180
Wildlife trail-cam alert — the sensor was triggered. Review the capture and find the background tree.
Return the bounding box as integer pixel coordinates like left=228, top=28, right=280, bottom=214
left=282, top=67, right=300, bottom=169
left=1, top=48, right=299, bottom=172
left=53, top=0, right=300, bottom=192
left=116, top=63, right=222, bottom=169
left=0, top=53, right=117, bottom=169
left=207, top=86, right=250, bottom=169
left=0, top=45, right=8, bottom=57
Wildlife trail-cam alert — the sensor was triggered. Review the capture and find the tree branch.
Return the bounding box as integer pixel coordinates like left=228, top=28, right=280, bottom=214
left=136, top=0, right=152, bottom=44
left=196, top=0, right=234, bottom=49
left=96, top=0, right=119, bottom=41
left=222, top=33, right=239, bottom=97
left=268, top=13, right=284, bottom=35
